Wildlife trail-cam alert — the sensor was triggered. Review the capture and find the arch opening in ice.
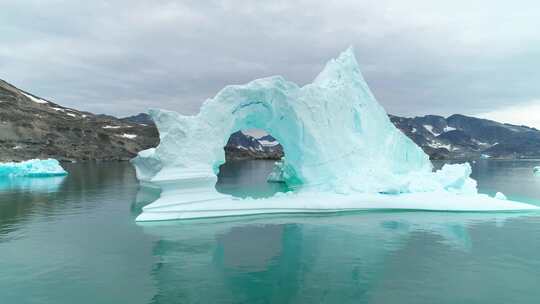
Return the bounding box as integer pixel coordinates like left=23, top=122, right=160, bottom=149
left=215, top=129, right=289, bottom=198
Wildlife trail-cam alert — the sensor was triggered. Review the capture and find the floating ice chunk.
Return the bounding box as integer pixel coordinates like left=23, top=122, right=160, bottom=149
left=534, top=166, right=540, bottom=175
left=267, top=160, right=286, bottom=183
left=132, top=48, right=539, bottom=221
left=0, top=159, right=68, bottom=177
left=434, top=163, right=477, bottom=194
left=494, top=192, right=507, bottom=200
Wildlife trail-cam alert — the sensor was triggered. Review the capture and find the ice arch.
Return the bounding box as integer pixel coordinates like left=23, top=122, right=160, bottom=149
left=133, top=48, right=429, bottom=190
left=133, top=48, right=538, bottom=221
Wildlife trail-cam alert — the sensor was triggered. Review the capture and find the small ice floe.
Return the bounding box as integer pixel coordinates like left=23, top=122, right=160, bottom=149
left=534, top=166, right=540, bottom=176
left=0, top=159, right=68, bottom=177
left=267, top=161, right=286, bottom=183
left=494, top=192, right=507, bottom=200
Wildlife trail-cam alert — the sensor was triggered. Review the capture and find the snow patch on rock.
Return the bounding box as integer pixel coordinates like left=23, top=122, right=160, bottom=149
left=443, top=126, right=456, bottom=132
left=118, top=133, right=137, bottom=139
left=424, top=125, right=440, bottom=136
left=22, top=92, right=48, bottom=104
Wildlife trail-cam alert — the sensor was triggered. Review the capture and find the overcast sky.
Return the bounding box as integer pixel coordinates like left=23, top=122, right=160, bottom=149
left=1, top=0, right=539, bottom=127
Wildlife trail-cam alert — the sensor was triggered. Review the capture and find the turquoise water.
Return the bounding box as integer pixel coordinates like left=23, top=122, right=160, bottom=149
left=1, top=160, right=540, bottom=303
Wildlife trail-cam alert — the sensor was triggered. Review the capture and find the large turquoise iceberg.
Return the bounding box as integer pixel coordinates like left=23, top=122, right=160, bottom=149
left=0, top=159, right=67, bottom=177
left=132, top=48, right=538, bottom=221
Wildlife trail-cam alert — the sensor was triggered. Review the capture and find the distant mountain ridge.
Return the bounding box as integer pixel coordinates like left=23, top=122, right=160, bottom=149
left=121, top=113, right=155, bottom=125
left=224, top=131, right=283, bottom=160
left=1, top=78, right=539, bottom=162
left=224, top=114, right=540, bottom=161
left=390, top=114, right=540, bottom=159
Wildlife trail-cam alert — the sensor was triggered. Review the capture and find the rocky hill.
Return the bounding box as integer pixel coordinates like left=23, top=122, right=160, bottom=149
left=224, top=131, right=283, bottom=160
left=0, top=79, right=158, bottom=162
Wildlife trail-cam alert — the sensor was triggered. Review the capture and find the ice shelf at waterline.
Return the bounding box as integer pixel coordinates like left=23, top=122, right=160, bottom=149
left=132, top=48, right=539, bottom=221
left=0, top=158, right=67, bottom=177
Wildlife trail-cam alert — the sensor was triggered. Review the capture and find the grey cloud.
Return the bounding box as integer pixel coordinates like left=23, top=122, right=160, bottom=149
left=0, top=0, right=539, bottom=118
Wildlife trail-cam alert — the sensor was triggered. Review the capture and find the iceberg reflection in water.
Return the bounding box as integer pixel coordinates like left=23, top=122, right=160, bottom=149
left=134, top=159, right=540, bottom=303
left=0, top=175, right=66, bottom=193
left=139, top=211, right=539, bottom=303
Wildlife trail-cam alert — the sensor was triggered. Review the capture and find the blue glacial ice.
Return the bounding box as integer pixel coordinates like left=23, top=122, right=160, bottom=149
left=132, top=48, right=539, bottom=221
left=0, top=158, right=68, bottom=177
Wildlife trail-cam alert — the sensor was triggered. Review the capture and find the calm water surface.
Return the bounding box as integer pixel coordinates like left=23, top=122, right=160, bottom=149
left=1, top=160, right=540, bottom=303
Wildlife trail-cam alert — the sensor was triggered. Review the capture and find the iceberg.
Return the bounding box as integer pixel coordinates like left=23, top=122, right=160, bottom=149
left=0, top=159, right=68, bottom=177
left=132, top=48, right=539, bottom=221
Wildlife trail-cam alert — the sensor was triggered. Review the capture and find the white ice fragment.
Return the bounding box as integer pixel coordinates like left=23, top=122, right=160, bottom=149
left=103, top=125, right=122, bottom=129
left=494, top=192, right=507, bottom=200
left=0, top=159, right=68, bottom=177
left=267, top=161, right=286, bottom=183
left=534, top=166, right=540, bottom=176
